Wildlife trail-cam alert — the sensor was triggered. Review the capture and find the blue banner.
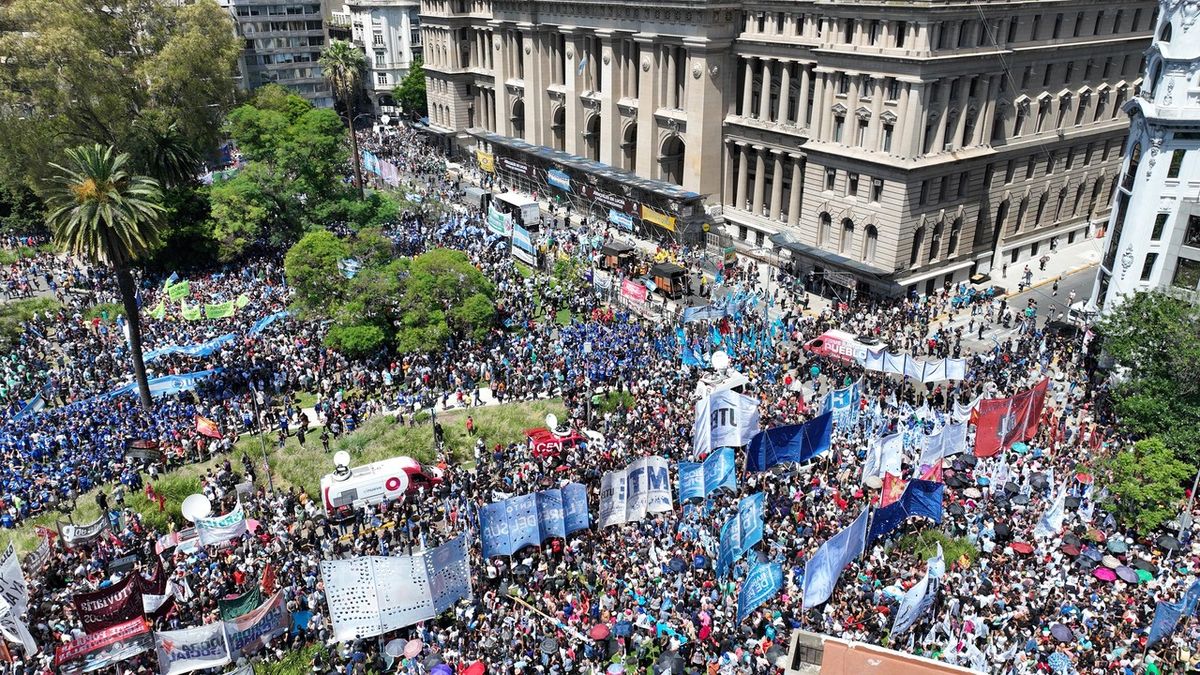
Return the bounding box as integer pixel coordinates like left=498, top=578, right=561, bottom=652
left=822, top=381, right=860, bottom=428
left=144, top=333, right=237, bottom=362
left=866, top=479, right=945, bottom=548
left=678, top=447, right=737, bottom=502
left=803, top=507, right=869, bottom=610
left=1148, top=580, right=1200, bottom=645
left=479, top=484, right=590, bottom=557
left=511, top=223, right=535, bottom=266
left=248, top=311, right=291, bottom=336
left=608, top=209, right=633, bottom=231
left=744, top=413, right=833, bottom=472
left=717, top=493, right=765, bottom=577
left=737, top=562, right=783, bottom=623
left=547, top=169, right=571, bottom=192
left=681, top=302, right=729, bottom=324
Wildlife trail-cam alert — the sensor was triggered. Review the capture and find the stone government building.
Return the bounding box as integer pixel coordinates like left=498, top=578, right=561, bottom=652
left=420, top=0, right=1155, bottom=297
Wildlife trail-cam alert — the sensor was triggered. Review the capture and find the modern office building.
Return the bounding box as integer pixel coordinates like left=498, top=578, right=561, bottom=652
left=216, top=0, right=333, bottom=108
left=329, top=0, right=423, bottom=117
left=422, top=0, right=1156, bottom=298
left=1091, top=0, right=1200, bottom=311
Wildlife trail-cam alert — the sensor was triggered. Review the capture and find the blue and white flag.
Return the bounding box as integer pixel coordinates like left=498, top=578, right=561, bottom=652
left=866, top=479, right=945, bottom=548
left=1033, top=481, right=1068, bottom=539
left=692, top=388, right=760, bottom=459
left=744, top=413, right=833, bottom=473
left=248, top=311, right=291, bottom=336
left=716, top=493, right=765, bottom=577
left=803, top=507, right=869, bottom=610
left=678, top=447, right=737, bottom=502
left=821, top=381, right=860, bottom=428
left=598, top=457, right=673, bottom=528
left=892, top=543, right=944, bottom=634
left=920, top=422, right=967, bottom=464
left=479, top=484, right=590, bottom=557
left=737, top=562, right=783, bottom=623
left=681, top=302, right=728, bottom=324
left=1148, top=580, right=1200, bottom=645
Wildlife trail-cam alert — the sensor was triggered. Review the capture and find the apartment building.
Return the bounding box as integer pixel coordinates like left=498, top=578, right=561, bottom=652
left=329, top=0, right=423, bottom=117
left=423, top=1, right=1155, bottom=298
left=217, top=0, right=333, bottom=108
left=1090, top=0, right=1200, bottom=311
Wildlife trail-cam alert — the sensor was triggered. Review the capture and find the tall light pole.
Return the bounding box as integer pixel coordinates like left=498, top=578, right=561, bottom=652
left=247, top=382, right=275, bottom=493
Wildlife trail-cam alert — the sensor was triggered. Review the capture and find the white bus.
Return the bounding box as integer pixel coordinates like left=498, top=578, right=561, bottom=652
left=320, top=456, right=444, bottom=515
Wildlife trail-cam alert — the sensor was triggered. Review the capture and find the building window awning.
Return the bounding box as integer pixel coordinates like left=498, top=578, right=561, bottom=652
left=467, top=128, right=703, bottom=204
left=768, top=234, right=891, bottom=281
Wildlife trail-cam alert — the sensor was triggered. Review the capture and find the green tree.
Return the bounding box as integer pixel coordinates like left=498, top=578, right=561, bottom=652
left=0, top=0, right=239, bottom=187
left=320, top=40, right=367, bottom=199
left=325, top=323, right=386, bottom=358
left=129, top=114, right=202, bottom=190
left=44, top=144, right=164, bottom=410
left=1097, top=292, right=1200, bottom=462
left=393, top=59, right=427, bottom=120
left=1103, top=437, right=1195, bottom=534
left=0, top=179, right=44, bottom=234
left=395, top=248, right=495, bottom=352
left=284, top=230, right=350, bottom=318
left=208, top=170, right=275, bottom=262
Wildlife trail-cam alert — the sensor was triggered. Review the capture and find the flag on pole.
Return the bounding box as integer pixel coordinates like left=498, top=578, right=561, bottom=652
left=195, top=416, right=223, bottom=439
left=802, top=508, right=869, bottom=610
left=880, top=473, right=906, bottom=507
left=973, top=379, right=1049, bottom=456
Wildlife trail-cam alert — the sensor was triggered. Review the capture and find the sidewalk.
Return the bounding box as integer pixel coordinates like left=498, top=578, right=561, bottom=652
left=988, top=237, right=1101, bottom=300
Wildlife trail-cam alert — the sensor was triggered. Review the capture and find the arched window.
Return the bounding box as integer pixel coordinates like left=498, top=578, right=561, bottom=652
left=910, top=225, right=925, bottom=266
left=818, top=213, right=832, bottom=248
left=839, top=219, right=854, bottom=254
left=1149, top=60, right=1162, bottom=96
left=947, top=217, right=962, bottom=255
left=1160, top=22, right=1172, bottom=42
left=584, top=114, right=601, bottom=161
left=660, top=136, right=685, bottom=185
left=1122, top=143, right=1142, bottom=192
left=863, top=225, right=878, bottom=263
left=551, top=107, right=566, bottom=151
left=511, top=99, right=525, bottom=138
left=622, top=123, right=638, bottom=171
left=929, top=219, right=944, bottom=261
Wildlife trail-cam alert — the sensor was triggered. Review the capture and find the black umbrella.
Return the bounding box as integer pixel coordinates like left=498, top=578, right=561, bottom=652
left=1062, top=533, right=1082, bottom=547
left=513, top=564, right=531, bottom=578
left=1004, top=481, right=1021, bottom=495
left=994, top=523, right=1012, bottom=541
left=1132, top=559, right=1158, bottom=574
left=540, top=637, right=558, bottom=655
left=1076, top=557, right=1098, bottom=570
left=655, top=652, right=686, bottom=674
left=668, top=557, right=686, bottom=573
left=946, top=474, right=968, bottom=489
left=423, top=654, right=444, bottom=669
left=1157, top=535, right=1182, bottom=551
left=960, top=455, right=978, bottom=467
left=766, top=645, right=786, bottom=665
left=1012, top=494, right=1030, bottom=506
left=1030, top=473, right=1049, bottom=490
left=948, top=503, right=966, bottom=516
left=1065, top=496, right=1080, bottom=510
left=1050, top=624, right=1073, bottom=643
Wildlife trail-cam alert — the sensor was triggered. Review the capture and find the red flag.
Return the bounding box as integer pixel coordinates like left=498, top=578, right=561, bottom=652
left=195, top=415, right=223, bottom=439
left=34, top=525, right=57, bottom=543
left=973, top=379, right=1049, bottom=457
left=880, top=473, right=907, bottom=507
left=920, top=463, right=944, bottom=483
left=261, top=563, right=277, bottom=595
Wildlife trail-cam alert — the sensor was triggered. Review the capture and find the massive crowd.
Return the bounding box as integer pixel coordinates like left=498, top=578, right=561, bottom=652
left=0, top=124, right=1196, bottom=675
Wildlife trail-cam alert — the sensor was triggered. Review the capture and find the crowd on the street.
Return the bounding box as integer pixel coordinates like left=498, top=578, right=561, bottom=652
left=0, top=125, right=1196, bottom=675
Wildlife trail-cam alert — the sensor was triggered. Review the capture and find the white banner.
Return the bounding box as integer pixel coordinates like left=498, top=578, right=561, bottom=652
left=859, top=352, right=967, bottom=382
left=154, top=623, right=231, bottom=675
left=195, top=503, right=247, bottom=547
left=223, top=591, right=288, bottom=659
left=691, top=389, right=761, bottom=459
left=321, top=535, right=471, bottom=642
left=0, top=543, right=29, bottom=615
left=598, top=457, right=672, bottom=528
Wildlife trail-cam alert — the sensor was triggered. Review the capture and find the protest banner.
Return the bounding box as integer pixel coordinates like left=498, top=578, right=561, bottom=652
left=154, top=622, right=231, bottom=675
left=597, top=457, right=672, bottom=528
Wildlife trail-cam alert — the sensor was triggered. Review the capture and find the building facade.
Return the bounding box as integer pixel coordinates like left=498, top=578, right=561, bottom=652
left=1090, top=0, right=1200, bottom=311
left=216, top=0, right=333, bottom=108
left=329, top=0, right=424, bottom=117
left=424, top=0, right=1155, bottom=297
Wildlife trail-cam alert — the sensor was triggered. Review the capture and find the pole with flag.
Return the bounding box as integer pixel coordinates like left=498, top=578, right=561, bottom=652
left=247, top=382, right=275, bottom=493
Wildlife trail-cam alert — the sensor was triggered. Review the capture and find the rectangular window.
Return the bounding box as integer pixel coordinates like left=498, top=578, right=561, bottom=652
left=1152, top=213, right=1168, bottom=240
left=825, top=168, right=836, bottom=191
left=1173, top=258, right=1200, bottom=289
left=958, top=171, right=969, bottom=198
left=1134, top=8, right=1143, bottom=30
left=1053, top=13, right=1063, bottom=38
left=833, top=116, right=845, bottom=143
left=872, top=178, right=884, bottom=202
left=1042, top=64, right=1053, bottom=87
left=1073, top=11, right=1084, bottom=37
left=1112, top=9, right=1123, bottom=34
left=856, top=119, right=868, bottom=146
left=1187, top=215, right=1200, bottom=247
left=1168, top=150, right=1186, bottom=178
left=1005, top=160, right=1016, bottom=184
left=847, top=172, right=860, bottom=196
left=1006, top=17, right=1018, bottom=43
left=937, top=176, right=948, bottom=202
left=919, top=179, right=930, bottom=205
left=1026, top=156, right=1037, bottom=179
left=882, top=124, right=894, bottom=152
left=887, top=78, right=901, bottom=101
left=838, top=74, right=850, bottom=95
left=1046, top=150, right=1056, bottom=174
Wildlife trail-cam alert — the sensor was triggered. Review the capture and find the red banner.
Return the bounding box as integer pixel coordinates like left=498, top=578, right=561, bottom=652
left=620, top=279, right=647, bottom=304
left=973, top=379, right=1049, bottom=457
left=55, top=617, right=151, bottom=668
left=72, top=573, right=144, bottom=633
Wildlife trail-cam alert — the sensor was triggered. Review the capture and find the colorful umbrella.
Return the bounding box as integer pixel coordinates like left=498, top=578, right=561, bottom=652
left=1107, top=539, right=1128, bottom=554
left=1075, top=472, right=1093, bottom=485
left=404, top=639, right=423, bottom=658
left=1048, top=652, right=1073, bottom=673
left=1093, top=567, right=1117, bottom=582
left=589, top=624, right=611, bottom=640
left=1050, top=624, right=1073, bottom=643
left=1012, top=442, right=1029, bottom=453
left=464, top=662, right=486, bottom=675
left=1011, top=542, right=1034, bottom=554
left=1115, top=566, right=1138, bottom=583
left=1136, top=569, right=1154, bottom=583
left=1101, top=555, right=1121, bottom=569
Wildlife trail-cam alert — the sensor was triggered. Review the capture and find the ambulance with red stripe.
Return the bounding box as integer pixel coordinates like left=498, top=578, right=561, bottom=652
left=320, top=456, right=444, bottom=515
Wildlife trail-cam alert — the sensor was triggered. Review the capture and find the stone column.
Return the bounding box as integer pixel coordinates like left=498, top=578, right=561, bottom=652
left=682, top=42, right=727, bottom=196
left=769, top=150, right=784, bottom=221
left=797, top=64, right=812, bottom=128
left=741, top=58, right=755, bottom=116
left=665, top=45, right=677, bottom=108
left=952, top=83, right=970, bottom=149
left=931, top=77, right=953, bottom=153
left=598, top=30, right=621, bottom=165
left=491, top=24, right=511, bottom=136
left=760, top=58, right=774, bottom=121
left=778, top=61, right=791, bottom=124
left=723, top=140, right=735, bottom=206
left=736, top=143, right=750, bottom=209
left=787, top=155, right=804, bottom=226
left=811, top=70, right=828, bottom=139
left=634, top=34, right=660, bottom=177
left=752, top=146, right=766, bottom=216
left=868, top=77, right=884, bottom=148
left=979, top=75, right=1001, bottom=145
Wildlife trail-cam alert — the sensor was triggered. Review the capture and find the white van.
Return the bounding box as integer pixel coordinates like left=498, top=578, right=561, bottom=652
left=493, top=192, right=542, bottom=230
left=319, top=456, right=443, bottom=515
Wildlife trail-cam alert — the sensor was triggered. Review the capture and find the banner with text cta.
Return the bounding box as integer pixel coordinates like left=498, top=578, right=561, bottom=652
left=479, top=483, right=590, bottom=558
left=598, top=457, right=673, bottom=528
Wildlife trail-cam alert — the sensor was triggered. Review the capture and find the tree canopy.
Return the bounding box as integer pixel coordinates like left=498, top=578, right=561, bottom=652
left=393, top=59, right=428, bottom=119
left=0, top=0, right=240, bottom=188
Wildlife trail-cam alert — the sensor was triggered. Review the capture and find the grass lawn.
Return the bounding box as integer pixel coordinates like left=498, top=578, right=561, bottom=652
left=292, top=390, right=319, bottom=410
left=896, top=530, right=979, bottom=566
left=514, top=261, right=534, bottom=279
left=6, top=399, right=562, bottom=553
left=555, top=308, right=573, bottom=325
left=237, top=398, right=565, bottom=498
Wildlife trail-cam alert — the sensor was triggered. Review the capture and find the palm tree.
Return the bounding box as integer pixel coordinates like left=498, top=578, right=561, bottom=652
left=320, top=39, right=367, bottom=200
left=130, top=116, right=202, bottom=190
left=45, top=144, right=165, bottom=411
